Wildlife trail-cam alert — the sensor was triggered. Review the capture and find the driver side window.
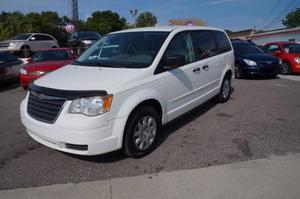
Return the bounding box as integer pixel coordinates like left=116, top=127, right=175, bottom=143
left=164, top=32, right=195, bottom=67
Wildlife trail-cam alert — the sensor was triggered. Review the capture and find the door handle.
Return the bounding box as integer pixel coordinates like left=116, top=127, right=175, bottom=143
left=202, top=65, right=209, bottom=70
left=193, top=67, right=201, bottom=73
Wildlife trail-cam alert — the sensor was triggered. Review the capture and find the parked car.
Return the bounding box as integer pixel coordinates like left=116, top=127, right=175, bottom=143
left=263, top=42, right=300, bottom=75
left=0, top=33, right=59, bottom=58
left=232, top=40, right=281, bottom=79
left=19, top=48, right=76, bottom=89
left=20, top=26, right=234, bottom=158
left=0, top=51, right=23, bottom=83
left=67, top=31, right=101, bottom=55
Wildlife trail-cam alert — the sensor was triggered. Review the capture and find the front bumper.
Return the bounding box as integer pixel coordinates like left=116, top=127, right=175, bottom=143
left=243, top=65, right=279, bottom=77
left=20, top=96, right=124, bottom=155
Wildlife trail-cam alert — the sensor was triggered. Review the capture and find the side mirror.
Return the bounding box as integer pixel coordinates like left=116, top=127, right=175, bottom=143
left=30, top=37, right=36, bottom=41
left=163, top=55, right=186, bottom=70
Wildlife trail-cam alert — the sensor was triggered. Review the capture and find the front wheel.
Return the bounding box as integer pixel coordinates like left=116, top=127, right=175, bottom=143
left=234, top=65, right=243, bottom=79
left=122, top=106, right=161, bottom=158
left=216, top=75, right=231, bottom=103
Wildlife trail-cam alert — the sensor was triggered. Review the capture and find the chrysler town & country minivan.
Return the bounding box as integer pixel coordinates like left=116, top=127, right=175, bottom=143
left=20, top=26, right=234, bottom=158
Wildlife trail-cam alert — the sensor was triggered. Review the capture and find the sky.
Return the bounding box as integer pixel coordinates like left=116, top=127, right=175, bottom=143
left=0, top=0, right=299, bottom=31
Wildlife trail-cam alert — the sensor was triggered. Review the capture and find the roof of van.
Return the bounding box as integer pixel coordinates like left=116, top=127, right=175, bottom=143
left=111, top=26, right=223, bottom=34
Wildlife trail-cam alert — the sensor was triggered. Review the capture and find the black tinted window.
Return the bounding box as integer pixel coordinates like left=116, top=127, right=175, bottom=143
left=164, top=32, right=195, bottom=65
left=232, top=42, right=264, bottom=54
left=191, top=31, right=217, bottom=60
left=39, top=35, right=54, bottom=41
left=31, top=50, right=70, bottom=62
left=213, top=31, right=231, bottom=53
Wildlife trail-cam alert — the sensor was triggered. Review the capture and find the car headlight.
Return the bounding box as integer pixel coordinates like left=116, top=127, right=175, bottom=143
left=19, top=68, right=28, bottom=75
left=9, top=42, right=16, bottom=46
left=243, top=59, right=257, bottom=66
left=69, top=95, right=113, bottom=116
left=295, top=57, right=300, bottom=64
left=29, top=71, right=48, bottom=76
left=82, top=40, right=92, bottom=45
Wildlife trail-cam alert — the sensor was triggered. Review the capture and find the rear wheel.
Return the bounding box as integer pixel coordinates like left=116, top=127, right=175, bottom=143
left=281, top=62, right=292, bottom=75
left=216, top=74, right=231, bottom=103
left=123, top=106, right=161, bottom=158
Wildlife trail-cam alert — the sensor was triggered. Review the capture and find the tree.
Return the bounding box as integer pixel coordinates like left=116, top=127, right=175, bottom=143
left=136, top=12, right=157, bottom=27
left=282, top=8, right=300, bottom=28
left=85, top=11, right=127, bottom=35
left=169, top=18, right=207, bottom=26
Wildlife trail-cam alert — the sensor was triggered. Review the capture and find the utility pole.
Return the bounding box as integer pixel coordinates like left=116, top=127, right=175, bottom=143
left=130, top=9, right=138, bottom=28
left=72, top=0, right=79, bottom=22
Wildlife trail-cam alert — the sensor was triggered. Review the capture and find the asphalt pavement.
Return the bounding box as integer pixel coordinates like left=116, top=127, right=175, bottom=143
left=2, top=153, right=300, bottom=199
left=0, top=77, right=300, bottom=190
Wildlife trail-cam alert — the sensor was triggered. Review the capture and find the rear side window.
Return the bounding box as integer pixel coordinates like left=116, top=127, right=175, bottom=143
left=40, top=35, right=54, bottom=41
left=213, top=31, right=231, bottom=53
left=191, top=31, right=217, bottom=60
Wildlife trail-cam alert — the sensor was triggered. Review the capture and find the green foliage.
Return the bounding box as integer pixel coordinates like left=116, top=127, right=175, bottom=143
left=282, top=8, right=300, bottom=28
left=85, top=10, right=127, bottom=35
left=0, top=10, right=128, bottom=46
left=136, top=12, right=157, bottom=27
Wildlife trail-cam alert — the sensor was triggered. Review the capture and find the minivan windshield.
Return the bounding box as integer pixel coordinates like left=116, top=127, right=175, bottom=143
left=10, top=33, right=32, bottom=40
left=233, top=42, right=264, bottom=54
left=74, top=31, right=169, bottom=68
left=283, top=44, right=300, bottom=54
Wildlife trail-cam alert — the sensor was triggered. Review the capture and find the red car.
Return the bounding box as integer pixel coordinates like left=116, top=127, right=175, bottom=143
left=20, top=48, right=76, bottom=89
left=264, top=42, right=300, bottom=75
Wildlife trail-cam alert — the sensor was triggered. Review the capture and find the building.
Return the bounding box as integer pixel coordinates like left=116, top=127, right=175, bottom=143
left=228, top=29, right=255, bottom=40
left=248, top=27, right=300, bottom=45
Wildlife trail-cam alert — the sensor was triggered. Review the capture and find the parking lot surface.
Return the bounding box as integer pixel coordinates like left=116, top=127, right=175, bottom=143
left=1, top=77, right=300, bottom=190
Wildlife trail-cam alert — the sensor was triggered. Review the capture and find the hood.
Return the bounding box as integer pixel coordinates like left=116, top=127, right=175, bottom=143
left=24, top=60, right=71, bottom=71
left=0, top=39, right=26, bottom=43
left=34, top=65, right=143, bottom=93
left=240, top=53, right=278, bottom=62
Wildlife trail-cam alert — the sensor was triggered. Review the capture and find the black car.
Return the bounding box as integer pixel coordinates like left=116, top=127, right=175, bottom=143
left=0, top=51, right=23, bottom=82
left=67, top=31, right=101, bottom=55
left=232, top=40, right=280, bottom=79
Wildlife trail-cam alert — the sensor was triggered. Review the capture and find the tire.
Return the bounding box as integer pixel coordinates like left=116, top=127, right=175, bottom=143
left=122, top=106, right=161, bottom=158
left=281, top=62, right=292, bottom=75
left=216, top=74, right=231, bottom=103
left=234, top=64, right=243, bottom=79
left=21, top=46, right=31, bottom=58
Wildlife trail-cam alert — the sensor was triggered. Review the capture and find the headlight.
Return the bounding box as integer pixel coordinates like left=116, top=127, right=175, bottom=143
left=69, top=95, right=113, bottom=116
left=82, top=40, right=92, bottom=45
left=19, top=68, right=28, bottom=75
left=295, top=57, right=300, bottom=64
left=29, top=71, right=48, bottom=76
left=243, top=59, right=257, bottom=66
left=9, top=42, right=16, bottom=46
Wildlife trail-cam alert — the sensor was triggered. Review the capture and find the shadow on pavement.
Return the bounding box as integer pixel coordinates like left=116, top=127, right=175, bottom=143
left=0, top=81, right=20, bottom=92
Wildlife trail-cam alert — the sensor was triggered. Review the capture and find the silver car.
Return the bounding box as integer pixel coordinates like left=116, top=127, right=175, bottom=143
left=0, top=33, right=59, bottom=57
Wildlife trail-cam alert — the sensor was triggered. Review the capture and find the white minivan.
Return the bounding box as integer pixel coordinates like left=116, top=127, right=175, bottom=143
left=20, top=26, right=234, bottom=158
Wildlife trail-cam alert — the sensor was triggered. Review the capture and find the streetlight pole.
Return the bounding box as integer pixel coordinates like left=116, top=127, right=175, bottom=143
left=130, top=9, right=138, bottom=28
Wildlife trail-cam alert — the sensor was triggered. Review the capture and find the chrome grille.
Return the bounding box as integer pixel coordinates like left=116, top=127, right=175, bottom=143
left=27, top=92, right=66, bottom=123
